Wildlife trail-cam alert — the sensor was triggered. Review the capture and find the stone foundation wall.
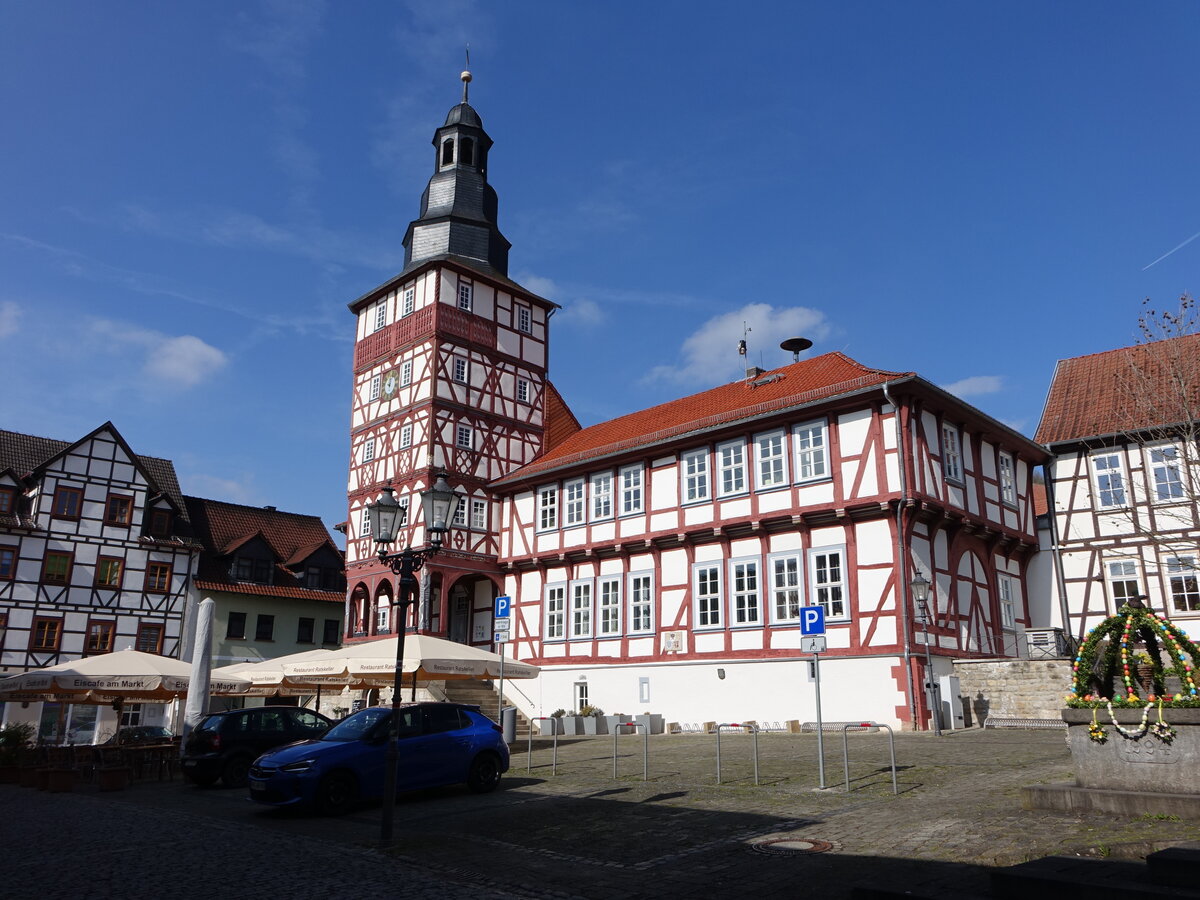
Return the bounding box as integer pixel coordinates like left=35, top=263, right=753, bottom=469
left=952, top=659, right=1072, bottom=725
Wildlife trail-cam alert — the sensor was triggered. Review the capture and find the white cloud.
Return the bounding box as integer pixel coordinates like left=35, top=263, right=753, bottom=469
left=517, top=274, right=558, bottom=299
left=941, top=375, right=1004, bottom=398
left=145, top=336, right=229, bottom=387
left=0, top=301, right=19, bottom=338
left=644, top=303, right=832, bottom=387
left=185, top=473, right=260, bottom=505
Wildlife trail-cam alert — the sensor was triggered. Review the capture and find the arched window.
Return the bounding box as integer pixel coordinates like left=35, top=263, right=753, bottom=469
left=459, top=137, right=474, bottom=166
left=441, top=138, right=454, bottom=166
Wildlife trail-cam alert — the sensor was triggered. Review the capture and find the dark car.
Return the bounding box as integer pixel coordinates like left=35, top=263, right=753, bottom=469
left=182, top=705, right=332, bottom=788
left=247, top=702, right=509, bottom=814
left=103, top=725, right=176, bottom=746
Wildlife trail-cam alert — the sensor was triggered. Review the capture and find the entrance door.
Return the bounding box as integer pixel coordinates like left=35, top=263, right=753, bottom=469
left=449, top=587, right=469, bottom=645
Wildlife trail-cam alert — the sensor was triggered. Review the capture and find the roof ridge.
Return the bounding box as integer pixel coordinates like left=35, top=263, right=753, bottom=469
left=1054, top=331, right=1200, bottom=366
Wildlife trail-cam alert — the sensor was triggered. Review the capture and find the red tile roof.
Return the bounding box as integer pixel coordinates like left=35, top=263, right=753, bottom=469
left=542, top=381, right=582, bottom=452
left=498, top=352, right=908, bottom=483
left=184, top=496, right=344, bottom=601
left=1035, top=333, right=1200, bottom=444
left=1032, top=481, right=1048, bottom=518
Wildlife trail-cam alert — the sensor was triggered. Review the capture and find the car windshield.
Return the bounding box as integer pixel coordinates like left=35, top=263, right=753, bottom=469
left=322, top=707, right=392, bottom=742
left=195, top=715, right=223, bottom=733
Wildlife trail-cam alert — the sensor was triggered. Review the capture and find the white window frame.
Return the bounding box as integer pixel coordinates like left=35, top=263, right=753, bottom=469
left=517, top=304, right=532, bottom=334
left=563, top=478, right=586, bottom=527
left=717, top=439, right=746, bottom=497
left=1104, top=557, right=1142, bottom=609
left=452, top=494, right=467, bottom=528
left=1147, top=443, right=1186, bottom=503
left=537, top=485, right=558, bottom=531
left=399, top=424, right=413, bottom=448
left=681, top=448, right=710, bottom=504
left=754, top=430, right=788, bottom=490
left=401, top=287, right=415, bottom=317
left=769, top=552, right=803, bottom=624
left=457, top=281, right=473, bottom=311
left=369, top=374, right=381, bottom=402
left=452, top=356, right=469, bottom=384
left=372, top=300, right=387, bottom=333
left=376, top=599, right=390, bottom=633
left=729, top=557, right=761, bottom=626
left=1166, top=555, right=1200, bottom=613
left=997, top=573, right=1016, bottom=630
left=400, top=360, right=413, bottom=386
left=362, top=437, right=375, bottom=463
left=1090, top=450, right=1128, bottom=509
left=470, top=498, right=487, bottom=530
left=359, top=507, right=372, bottom=538
left=455, top=423, right=473, bottom=449
left=590, top=472, right=613, bottom=521
left=620, top=464, right=643, bottom=515
left=941, top=424, right=963, bottom=483
left=693, top=562, right=722, bottom=629
left=570, top=579, right=593, bottom=639
left=544, top=584, right=566, bottom=641
left=517, top=378, right=530, bottom=404
left=998, top=452, right=1016, bottom=505
left=598, top=577, right=622, bottom=636
left=793, top=419, right=828, bottom=483
left=628, top=571, right=654, bottom=635
left=808, top=545, right=848, bottom=621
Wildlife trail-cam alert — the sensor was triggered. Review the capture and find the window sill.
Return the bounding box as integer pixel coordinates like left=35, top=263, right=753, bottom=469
left=794, top=476, right=832, bottom=487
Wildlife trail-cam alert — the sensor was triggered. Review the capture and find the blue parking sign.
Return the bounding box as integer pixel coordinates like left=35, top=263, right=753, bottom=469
left=494, top=595, right=512, bottom=619
left=800, top=606, right=825, bottom=635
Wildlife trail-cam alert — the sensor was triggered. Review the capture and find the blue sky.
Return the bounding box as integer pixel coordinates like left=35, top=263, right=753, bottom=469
left=3, top=2, right=1198, bottom=543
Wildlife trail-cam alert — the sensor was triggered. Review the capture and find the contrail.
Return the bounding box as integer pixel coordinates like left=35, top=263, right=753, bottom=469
left=1142, top=229, right=1200, bottom=270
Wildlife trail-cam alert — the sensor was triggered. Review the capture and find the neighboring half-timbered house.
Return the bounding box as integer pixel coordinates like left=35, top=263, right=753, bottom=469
left=492, top=356, right=1047, bottom=729
left=0, top=423, right=198, bottom=741
left=1036, top=334, right=1200, bottom=643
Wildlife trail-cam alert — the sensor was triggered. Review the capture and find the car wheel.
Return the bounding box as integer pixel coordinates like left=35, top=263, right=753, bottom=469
left=317, top=772, right=358, bottom=816
left=221, top=755, right=253, bottom=788
left=467, top=752, right=501, bottom=794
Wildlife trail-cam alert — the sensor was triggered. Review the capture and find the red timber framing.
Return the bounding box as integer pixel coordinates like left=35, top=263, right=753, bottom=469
left=494, top=366, right=1046, bottom=730
left=0, top=423, right=197, bottom=671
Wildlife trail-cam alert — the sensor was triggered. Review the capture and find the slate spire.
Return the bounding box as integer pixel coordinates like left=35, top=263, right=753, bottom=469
left=401, top=68, right=512, bottom=276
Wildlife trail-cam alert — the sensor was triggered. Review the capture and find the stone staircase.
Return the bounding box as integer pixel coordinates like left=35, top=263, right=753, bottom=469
left=854, top=843, right=1200, bottom=899
left=439, top=679, right=533, bottom=739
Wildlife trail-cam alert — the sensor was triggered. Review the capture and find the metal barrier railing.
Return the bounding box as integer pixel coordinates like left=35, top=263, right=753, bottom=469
left=611, top=721, right=648, bottom=781
left=841, top=722, right=897, bottom=795
left=528, top=716, right=558, bottom=776
left=715, top=723, right=759, bottom=785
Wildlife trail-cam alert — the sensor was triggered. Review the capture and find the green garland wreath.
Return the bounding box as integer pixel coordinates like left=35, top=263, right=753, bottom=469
left=1066, top=603, right=1200, bottom=709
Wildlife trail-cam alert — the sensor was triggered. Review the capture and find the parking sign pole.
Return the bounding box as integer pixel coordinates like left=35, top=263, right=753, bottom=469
left=814, top=650, right=826, bottom=789
left=498, top=648, right=505, bottom=722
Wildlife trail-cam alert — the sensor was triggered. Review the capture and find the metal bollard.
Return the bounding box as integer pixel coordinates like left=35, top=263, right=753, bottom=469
left=611, top=721, right=648, bottom=781
left=715, top=723, right=760, bottom=785
left=528, top=716, right=558, bottom=776
left=841, top=722, right=897, bottom=795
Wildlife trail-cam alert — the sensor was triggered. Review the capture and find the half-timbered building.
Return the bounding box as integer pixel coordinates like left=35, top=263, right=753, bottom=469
left=0, top=423, right=198, bottom=742
left=1036, top=333, right=1200, bottom=642
left=344, top=76, right=1047, bottom=729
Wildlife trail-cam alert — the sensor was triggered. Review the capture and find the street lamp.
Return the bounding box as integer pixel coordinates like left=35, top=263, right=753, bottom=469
left=367, top=472, right=462, bottom=842
left=910, top=573, right=942, bottom=737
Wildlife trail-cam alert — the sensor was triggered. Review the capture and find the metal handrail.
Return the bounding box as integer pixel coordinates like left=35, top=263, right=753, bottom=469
left=715, top=723, right=759, bottom=785
left=841, top=722, right=897, bottom=795
left=612, top=721, right=648, bottom=781
left=528, top=716, right=558, bottom=776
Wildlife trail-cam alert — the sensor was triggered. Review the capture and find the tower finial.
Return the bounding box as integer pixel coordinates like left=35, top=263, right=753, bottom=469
left=461, top=45, right=472, bottom=103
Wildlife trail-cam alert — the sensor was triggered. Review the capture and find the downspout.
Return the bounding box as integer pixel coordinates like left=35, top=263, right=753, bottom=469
left=882, top=382, right=919, bottom=730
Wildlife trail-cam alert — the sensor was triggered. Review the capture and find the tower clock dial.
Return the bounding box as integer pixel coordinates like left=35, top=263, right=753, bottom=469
left=382, top=371, right=398, bottom=400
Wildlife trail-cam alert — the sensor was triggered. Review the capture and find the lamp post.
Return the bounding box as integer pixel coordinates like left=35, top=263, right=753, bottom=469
left=910, top=573, right=942, bottom=736
left=368, top=472, right=461, bottom=842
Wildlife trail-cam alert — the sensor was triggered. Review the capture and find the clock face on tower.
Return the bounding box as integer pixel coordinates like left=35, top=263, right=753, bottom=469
left=382, top=371, right=398, bottom=400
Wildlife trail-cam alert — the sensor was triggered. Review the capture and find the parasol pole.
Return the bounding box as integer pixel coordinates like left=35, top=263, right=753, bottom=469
left=181, top=598, right=215, bottom=753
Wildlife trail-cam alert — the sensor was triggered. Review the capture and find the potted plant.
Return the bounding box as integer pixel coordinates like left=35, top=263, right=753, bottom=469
left=559, top=710, right=584, bottom=736
left=579, top=704, right=606, bottom=735
left=541, top=709, right=565, bottom=736
left=0, top=722, right=35, bottom=784
left=635, top=711, right=665, bottom=734
left=602, top=711, right=628, bottom=734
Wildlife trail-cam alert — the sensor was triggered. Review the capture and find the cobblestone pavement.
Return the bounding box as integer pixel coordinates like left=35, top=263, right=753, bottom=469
left=4, top=728, right=1199, bottom=899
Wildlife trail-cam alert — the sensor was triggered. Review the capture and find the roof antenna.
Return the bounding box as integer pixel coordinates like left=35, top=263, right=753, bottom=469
left=737, top=322, right=751, bottom=359
left=461, top=46, right=472, bottom=103
left=780, top=336, right=813, bottom=362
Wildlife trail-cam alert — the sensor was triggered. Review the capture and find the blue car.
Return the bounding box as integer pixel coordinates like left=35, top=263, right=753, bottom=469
left=247, top=702, right=509, bottom=814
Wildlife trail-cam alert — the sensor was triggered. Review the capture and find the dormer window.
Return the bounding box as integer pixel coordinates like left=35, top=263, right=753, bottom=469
left=148, top=509, right=172, bottom=537
left=232, top=557, right=273, bottom=584
left=441, top=138, right=454, bottom=166
left=0, top=486, right=15, bottom=515
left=459, top=137, right=474, bottom=166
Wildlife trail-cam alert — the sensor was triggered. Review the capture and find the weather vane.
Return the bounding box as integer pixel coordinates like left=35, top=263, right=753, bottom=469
left=461, top=45, right=472, bottom=103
